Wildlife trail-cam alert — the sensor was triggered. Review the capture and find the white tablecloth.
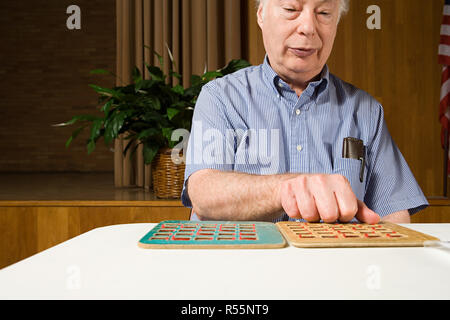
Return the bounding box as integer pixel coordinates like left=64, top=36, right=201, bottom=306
left=1, top=223, right=449, bottom=299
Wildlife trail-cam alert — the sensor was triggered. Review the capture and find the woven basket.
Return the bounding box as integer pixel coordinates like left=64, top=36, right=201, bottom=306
left=151, top=148, right=186, bottom=199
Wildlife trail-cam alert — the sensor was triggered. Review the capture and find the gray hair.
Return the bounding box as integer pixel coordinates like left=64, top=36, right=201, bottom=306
left=256, top=0, right=350, bottom=21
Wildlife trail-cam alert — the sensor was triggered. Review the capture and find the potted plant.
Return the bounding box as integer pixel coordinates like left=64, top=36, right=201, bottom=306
left=58, top=52, right=251, bottom=198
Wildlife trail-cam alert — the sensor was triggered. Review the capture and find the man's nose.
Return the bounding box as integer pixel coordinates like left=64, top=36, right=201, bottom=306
left=296, top=9, right=316, bottom=37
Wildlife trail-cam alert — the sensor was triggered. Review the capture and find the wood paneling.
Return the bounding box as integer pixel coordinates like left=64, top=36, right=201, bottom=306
left=0, top=203, right=191, bottom=269
left=412, top=206, right=450, bottom=223
left=246, top=0, right=446, bottom=197
left=412, top=198, right=450, bottom=223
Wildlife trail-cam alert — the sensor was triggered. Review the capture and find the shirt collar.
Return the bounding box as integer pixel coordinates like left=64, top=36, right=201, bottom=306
left=262, top=54, right=330, bottom=99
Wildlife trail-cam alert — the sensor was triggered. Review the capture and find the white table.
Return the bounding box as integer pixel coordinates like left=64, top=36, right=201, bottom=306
left=1, top=223, right=450, bottom=300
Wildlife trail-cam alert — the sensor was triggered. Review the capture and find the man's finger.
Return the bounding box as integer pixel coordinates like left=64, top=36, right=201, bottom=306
left=355, top=200, right=380, bottom=224
left=295, top=189, right=320, bottom=222
left=308, top=175, right=339, bottom=223
left=334, top=185, right=358, bottom=223
left=280, top=182, right=301, bottom=219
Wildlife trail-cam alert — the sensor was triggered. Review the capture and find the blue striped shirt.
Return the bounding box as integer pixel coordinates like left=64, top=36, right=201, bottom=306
left=181, top=56, right=429, bottom=222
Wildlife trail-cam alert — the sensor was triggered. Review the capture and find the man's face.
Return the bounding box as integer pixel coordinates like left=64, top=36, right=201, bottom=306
left=258, top=0, right=340, bottom=83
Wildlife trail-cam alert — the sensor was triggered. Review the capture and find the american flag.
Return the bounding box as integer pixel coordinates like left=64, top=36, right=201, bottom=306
left=439, top=0, right=450, bottom=176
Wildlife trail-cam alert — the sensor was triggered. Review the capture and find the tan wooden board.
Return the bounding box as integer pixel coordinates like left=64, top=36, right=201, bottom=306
left=276, top=222, right=439, bottom=248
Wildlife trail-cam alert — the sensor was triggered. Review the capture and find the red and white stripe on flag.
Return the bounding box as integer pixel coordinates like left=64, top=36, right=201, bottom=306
left=439, top=0, right=450, bottom=176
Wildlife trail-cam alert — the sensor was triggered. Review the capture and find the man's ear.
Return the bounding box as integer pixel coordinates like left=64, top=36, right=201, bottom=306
left=257, top=4, right=264, bottom=28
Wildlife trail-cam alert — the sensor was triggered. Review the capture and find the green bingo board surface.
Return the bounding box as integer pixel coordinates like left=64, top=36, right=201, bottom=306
left=138, top=221, right=286, bottom=249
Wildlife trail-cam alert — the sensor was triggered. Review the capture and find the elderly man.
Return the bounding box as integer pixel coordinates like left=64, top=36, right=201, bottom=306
left=181, top=0, right=428, bottom=224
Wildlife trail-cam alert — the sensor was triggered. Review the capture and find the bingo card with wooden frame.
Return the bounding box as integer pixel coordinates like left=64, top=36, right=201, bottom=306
left=138, top=220, right=286, bottom=249
left=276, top=221, right=439, bottom=248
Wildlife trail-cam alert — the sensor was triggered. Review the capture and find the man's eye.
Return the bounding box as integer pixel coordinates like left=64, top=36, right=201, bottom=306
left=318, top=11, right=330, bottom=15
left=283, top=8, right=297, bottom=12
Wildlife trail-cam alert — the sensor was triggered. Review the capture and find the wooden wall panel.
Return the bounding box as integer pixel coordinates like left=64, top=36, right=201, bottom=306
left=0, top=208, right=37, bottom=268
left=246, top=0, right=446, bottom=197
left=0, top=204, right=191, bottom=269
left=412, top=205, right=450, bottom=223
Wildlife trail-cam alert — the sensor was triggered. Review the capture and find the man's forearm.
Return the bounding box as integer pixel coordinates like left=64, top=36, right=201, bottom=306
left=187, top=169, right=296, bottom=221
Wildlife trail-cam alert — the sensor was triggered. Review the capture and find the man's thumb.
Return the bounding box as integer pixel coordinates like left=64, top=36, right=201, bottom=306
left=355, top=200, right=380, bottom=224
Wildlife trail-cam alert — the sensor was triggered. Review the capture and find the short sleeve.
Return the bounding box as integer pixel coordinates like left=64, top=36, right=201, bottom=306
left=181, top=85, right=236, bottom=208
left=364, top=105, right=429, bottom=217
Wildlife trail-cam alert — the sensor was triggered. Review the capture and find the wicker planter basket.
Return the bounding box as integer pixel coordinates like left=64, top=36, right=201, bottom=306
left=151, top=148, right=186, bottom=199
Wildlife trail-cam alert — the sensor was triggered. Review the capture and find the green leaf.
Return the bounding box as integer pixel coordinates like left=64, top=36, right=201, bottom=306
left=190, top=75, right=202, bottom=87
left=219, top=59, right=252, bottom=75
left=143, top=143, right=159, bottom=165
left=112, top=112, right=127, bottom=137
left=137, top=128, right=159, bottom=140
left=87, top=139, right=96, bottom=154
left=104, top=112, right=127, bottom=144
left=170, top=70, right=182, bottom=80
left=171, top=85, right=184, bottom=95
left=153, top=51, right=164, bottom=69
left=142, top=111, right=163, bottom=123
left=202, top=71, right=222, bottom=81
left=161, top=127, right=173, bottom=143
left=167, top=108, right=180, bottom=120
left=101, top=100, right=114, bottom=114
left=183, top=86, right=200, bottom=98
left=132, top=67, right=142, bottom=82
left=65, top=124, right=88, bottom=148
left=139, top=79, right=157, bottom=90
left=135, top=79, right=144, bottom=93
left=89, top=119, right=104, bottom=141
left=148, top=96, right=161, bottom=110
left=54, top=114, right=101, bottom=127
left=145, top=65, right=165, bottom=82
left=170, top=101, right=189, bottom=109
left=132, top=67, right=144, bottom=93
left=89, top=84, right=122, bottom=99
left=168, top=139, right=179, bottom=149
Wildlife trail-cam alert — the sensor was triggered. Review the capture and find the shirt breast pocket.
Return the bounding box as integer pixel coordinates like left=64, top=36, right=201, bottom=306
left=333, top=158, right=366, bottom=201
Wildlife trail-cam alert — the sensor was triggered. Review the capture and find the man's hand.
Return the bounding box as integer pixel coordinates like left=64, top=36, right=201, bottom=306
left=279, top=174, right=380, bottom=224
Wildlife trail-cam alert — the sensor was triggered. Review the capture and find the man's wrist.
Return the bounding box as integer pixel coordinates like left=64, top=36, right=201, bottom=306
left=272, top=173, right=300, bottom=211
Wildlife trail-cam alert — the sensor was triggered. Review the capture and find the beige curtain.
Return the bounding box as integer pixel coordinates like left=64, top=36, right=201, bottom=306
left=115, top=0, right=246, bottom=188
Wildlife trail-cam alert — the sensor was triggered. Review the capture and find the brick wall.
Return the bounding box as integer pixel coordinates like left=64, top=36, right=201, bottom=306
left=0, top=0, right=116, bottom=172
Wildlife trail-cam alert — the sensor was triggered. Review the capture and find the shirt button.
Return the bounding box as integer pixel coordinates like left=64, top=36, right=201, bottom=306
left=297, top=145, right=303, bottom=152
left=296, top=109, right=301, bottom=115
